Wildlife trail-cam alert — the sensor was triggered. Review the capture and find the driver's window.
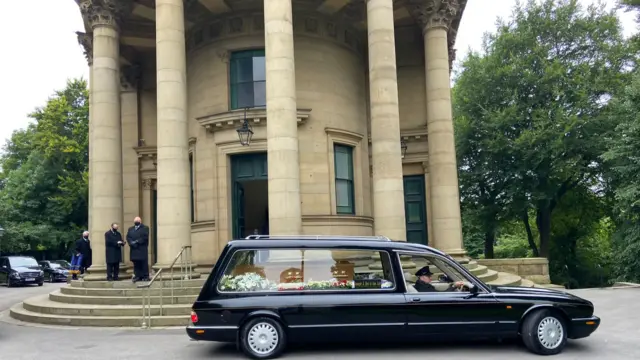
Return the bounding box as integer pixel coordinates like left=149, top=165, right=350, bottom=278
left=402, top=254, right=473, bottom=294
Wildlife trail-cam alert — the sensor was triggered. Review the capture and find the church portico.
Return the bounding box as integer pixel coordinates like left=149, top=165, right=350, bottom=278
left=75, top=0, right=467, bottom=277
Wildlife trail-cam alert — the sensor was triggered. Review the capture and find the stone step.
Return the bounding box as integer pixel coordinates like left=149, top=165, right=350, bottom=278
left=467, top=264, right=489, bottom=276
left=9, top=303, right=189, bottom=327
left=69, top=277, right=205, bottom=289
left=475, top=269, right=499, bottom=283
left=22, top=294, right=191, bottom=317
left=519, top=279, right=536, bottom=288
left=486, top=272, right=522, bottom=287
left=463, top=260, right=479, bottom=270
left=61, top=286, right=203, bottom=297
left=49, top=290, right=197, bottom=305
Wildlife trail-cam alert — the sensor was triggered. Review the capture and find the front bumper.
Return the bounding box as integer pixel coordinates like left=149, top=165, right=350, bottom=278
left=186, top=325, right=237, bottom=343
left=11, top=276, right=44, bottom=285
left=569, top=316, right=600, bottom=339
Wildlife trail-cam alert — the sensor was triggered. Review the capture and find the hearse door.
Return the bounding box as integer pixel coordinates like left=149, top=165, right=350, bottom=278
left=404, top=292, right=502, bottom=337
left=290, top=292, right=407, bottom=343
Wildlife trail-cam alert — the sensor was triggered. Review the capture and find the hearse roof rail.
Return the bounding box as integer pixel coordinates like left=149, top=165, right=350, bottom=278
left=244, top=234, right=392, bottom=241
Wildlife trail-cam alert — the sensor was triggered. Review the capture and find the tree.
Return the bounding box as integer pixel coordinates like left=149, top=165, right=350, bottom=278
left=453, top=0, right=635, bottom=258
left=602, top=72, right=640, bottom=282
left=0, top=79, right=88, bottom=258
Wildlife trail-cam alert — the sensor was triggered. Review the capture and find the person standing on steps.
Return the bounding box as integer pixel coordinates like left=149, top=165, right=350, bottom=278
left=105, top=223, right=124, bottom=281
left=127, top=216, right=149, bottom=282
left=74, top=231, right=92, bottom=278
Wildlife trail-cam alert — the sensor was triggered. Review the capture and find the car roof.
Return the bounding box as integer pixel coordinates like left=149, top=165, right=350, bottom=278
left=226, top=236, right=446, bottom=256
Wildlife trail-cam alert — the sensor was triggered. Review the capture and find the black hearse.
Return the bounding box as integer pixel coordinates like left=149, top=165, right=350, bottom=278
left=186, top=235, right=600, bottom=359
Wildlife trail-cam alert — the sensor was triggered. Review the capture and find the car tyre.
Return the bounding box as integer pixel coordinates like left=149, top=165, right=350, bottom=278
left=48, top=274, right=54, bottom=283
left=38, top=282, right=44, bottom=287
left=521, top=309, right=567, bottom=355
left=239, top=317, right=286, bottom=359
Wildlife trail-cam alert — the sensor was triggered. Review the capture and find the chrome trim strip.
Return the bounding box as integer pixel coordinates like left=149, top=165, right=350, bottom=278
left=407, top=321, right=517, bottom=326
left=188, top=325, right=238, bottom=330
left=571, top=317, right=599, bottom=322
left=289, top=323, right=405, bottom=328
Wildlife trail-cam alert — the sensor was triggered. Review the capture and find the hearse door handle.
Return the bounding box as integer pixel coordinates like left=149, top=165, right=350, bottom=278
left=411, top=297, right=421, bottom=302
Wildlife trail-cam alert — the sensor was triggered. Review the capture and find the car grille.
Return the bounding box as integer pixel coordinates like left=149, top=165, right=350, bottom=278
left=24, top=272, right=40, bottom=277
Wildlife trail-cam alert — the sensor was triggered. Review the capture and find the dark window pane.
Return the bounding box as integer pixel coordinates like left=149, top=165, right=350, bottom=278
left=253, top=56, right=266, bottom=81
left=336, top=180, right=351, bottom=208
left=406, top=202, right=422, bottom=223
left=254, top=81, right=266, bottom=107
left=235, top=58, right=254, bottom=83
left=236, top=82, right=254, bottom=108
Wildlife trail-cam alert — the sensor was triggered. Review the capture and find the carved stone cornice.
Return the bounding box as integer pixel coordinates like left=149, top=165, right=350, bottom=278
left=76, top=0, right=133, bottom=30
left=408, top=0, right=463, bottom=32
left=120, top=64, right=141, bottom=92
left=76, top=31, right=93, bottom=65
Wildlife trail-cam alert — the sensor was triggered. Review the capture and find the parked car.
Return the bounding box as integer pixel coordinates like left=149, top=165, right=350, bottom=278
left=0, top=255, right=45, bottom=287
left=39, top=260, right=71, bottom=283
left=186, top=235, right=600, bottom=359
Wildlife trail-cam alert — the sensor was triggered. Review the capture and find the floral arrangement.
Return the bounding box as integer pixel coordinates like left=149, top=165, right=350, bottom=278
left=220, top=273, right=393, bottom=292
left=218, top=273, right=278, bottom=292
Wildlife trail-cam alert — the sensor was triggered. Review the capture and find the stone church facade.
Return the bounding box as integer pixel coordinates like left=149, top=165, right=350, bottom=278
left=76, top=0, right=467, bottom=274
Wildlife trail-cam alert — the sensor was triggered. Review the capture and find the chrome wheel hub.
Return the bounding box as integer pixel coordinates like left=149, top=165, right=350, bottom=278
left=247, top=322, right=279, bottom=355
left=537, top=316, right=564, bottom=349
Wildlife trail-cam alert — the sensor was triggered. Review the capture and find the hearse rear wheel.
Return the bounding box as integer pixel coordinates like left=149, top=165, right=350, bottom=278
left=521, top=309, right=567, bottom=355
left=240, top=317, right=286, bottom=359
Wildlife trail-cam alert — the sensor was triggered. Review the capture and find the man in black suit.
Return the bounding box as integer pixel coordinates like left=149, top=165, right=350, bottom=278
left=126, top=216, right=149, bottom=282
left=74, top=231, right=92, bottom=279
left=105, top=223, right=125, bottom=281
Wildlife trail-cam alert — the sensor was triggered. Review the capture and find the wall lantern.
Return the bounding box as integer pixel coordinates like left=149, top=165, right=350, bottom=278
left=236, top=108, right=254, bottom=146
left=400, top=138, right=408, bottom=159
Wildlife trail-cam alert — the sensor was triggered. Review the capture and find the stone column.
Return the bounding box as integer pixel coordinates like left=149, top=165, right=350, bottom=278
left=77, top=32, right=94, bottom=235
left=141, top=179, right=155, bottom=268
left=78, top=1, right=127, bottom=279
left=120, top=66, right=141, bottom=267
left=422, top=162, right=434, bottom=245
left=264, top=0, right=302, bottom=234
left=155, top=0, right=191, bottom=266
left=413, top=0, right=465, bottom=257
left=366, top=0, right=407, bottom=241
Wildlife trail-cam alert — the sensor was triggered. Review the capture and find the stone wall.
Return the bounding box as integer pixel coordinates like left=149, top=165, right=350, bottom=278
left=477, top=258, right=551, bottom=284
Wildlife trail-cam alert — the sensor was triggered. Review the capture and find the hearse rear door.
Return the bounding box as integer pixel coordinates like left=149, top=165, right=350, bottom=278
left=284, top=291, right=407, bottom=343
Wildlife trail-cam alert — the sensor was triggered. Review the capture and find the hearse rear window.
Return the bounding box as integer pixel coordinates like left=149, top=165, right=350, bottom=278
left=217, top=249, right=396, bottom=292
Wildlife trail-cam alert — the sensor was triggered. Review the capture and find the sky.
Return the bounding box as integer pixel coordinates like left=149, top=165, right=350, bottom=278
left=0, top=0, right=636, bottom=148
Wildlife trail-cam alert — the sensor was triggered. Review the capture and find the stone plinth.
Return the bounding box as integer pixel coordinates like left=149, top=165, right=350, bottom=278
left=477, top=258, right=551, bottom=284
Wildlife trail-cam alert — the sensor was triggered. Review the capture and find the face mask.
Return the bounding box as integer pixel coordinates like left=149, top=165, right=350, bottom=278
left=83, top=236, right=88, bottom=239
left=134, top=222, right=140, bottom=226
left=112, top=228, right=118, bottom=232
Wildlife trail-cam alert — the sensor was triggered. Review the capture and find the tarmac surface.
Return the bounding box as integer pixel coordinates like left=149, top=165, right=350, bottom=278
left=1, top=282, right=639, bottom=359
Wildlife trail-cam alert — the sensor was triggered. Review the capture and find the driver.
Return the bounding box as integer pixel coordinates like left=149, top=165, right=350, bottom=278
left=414, top=266, right=466, bottom=292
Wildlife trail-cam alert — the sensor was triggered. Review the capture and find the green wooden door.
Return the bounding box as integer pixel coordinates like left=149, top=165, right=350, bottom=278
left=404, top=175, right=428, bottom=245
left=231, top=153, right=268, bottom=239
left=152, top=189, right=158, bottom=264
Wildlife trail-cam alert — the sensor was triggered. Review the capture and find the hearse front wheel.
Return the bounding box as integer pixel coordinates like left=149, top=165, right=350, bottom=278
left=240, top=317, right=286, bottom=359
left=521, top=309, right=567, bottom=355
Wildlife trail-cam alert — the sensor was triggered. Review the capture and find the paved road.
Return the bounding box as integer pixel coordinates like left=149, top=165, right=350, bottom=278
left=0, top=282, right=63, bottom=312
left=0, top=285, right=638, bottom=359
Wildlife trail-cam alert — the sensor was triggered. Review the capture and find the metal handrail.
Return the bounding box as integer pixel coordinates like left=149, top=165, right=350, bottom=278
left=244, top=234, right=392, bottom=241
left=137, top=245, right=193, bottom=328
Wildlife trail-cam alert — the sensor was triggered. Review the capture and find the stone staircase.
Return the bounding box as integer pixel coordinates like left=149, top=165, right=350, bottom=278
left=9, top=260, right=562, bottom=328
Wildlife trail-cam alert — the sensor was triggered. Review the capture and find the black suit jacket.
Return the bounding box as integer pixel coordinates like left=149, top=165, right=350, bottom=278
left=105, top=230, right=123, bottom=264
left=126, top=224, right=149, bottom=261
left=74, top=238, right=93, bottom=269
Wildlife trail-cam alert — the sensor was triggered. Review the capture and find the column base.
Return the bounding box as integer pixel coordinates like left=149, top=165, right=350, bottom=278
left=443, top=248, right=469, bottom=264
left=82, top=264, right=132, bottom=281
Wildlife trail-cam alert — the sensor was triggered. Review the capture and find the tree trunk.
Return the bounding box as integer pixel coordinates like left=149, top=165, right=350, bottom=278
left=536, top=205, right=552, bottom=258
left=484, top=230, right=495, bottom=259
left=522, top=211, right=540, bottom=257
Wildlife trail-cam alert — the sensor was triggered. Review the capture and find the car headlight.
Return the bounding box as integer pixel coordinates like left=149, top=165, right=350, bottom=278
left=10, top=272, right=20, bottom=279
left=39, top=270, right=44, bottom=276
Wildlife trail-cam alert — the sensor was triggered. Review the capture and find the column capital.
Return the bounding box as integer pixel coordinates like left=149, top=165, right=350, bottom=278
left=120, top=64, right=141, bottom=92
left=76, top=31, right=93, bottom=66
left=77, top=0, right=132, bottom=30
left=141, top=178, right=154, bottom=190
left=409, top=0, right=463, bottom=32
